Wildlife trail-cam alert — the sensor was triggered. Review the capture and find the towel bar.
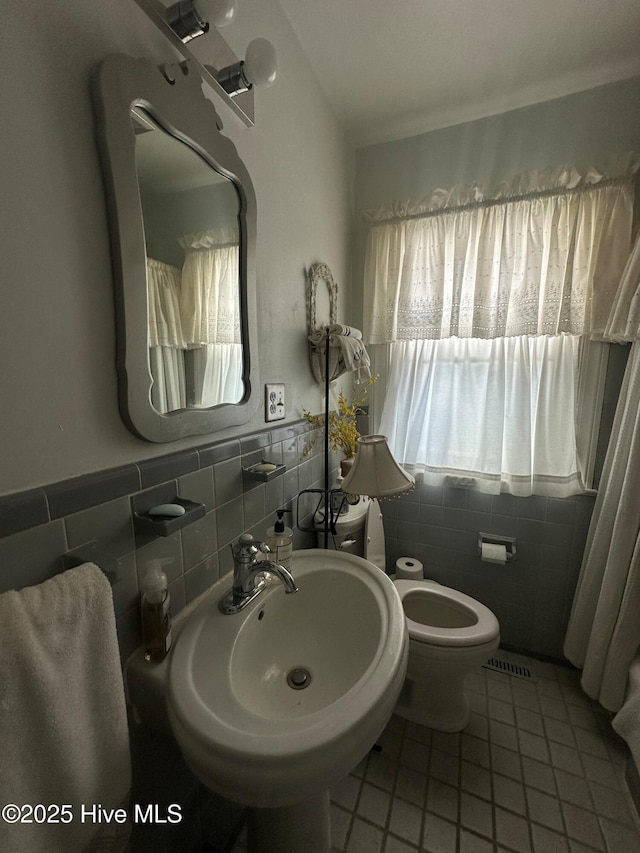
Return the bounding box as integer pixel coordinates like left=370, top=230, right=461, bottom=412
left=63, top=541, right=117, bottom=584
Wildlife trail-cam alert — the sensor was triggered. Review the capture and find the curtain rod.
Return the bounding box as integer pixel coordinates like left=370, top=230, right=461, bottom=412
left=185, top=241, right=239, bottom=250
left=366, top=175, right=633, bottom=227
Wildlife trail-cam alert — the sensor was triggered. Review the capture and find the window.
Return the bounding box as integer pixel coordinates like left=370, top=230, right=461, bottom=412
left=379, top=335, right=604, bottom=496
left=363, top=166, right=635, bottom=496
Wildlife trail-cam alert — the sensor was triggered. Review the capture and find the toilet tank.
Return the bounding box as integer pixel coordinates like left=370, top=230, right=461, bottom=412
left=315, top=495, right=369, bottom=555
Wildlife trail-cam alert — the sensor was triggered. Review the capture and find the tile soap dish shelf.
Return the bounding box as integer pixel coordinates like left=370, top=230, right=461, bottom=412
left=242, top=460, right=286, bottom=484
left=133, top=497, right=205, bottom=538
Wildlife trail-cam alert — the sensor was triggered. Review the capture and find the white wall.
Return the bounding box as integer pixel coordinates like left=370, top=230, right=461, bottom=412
left=355, top=76, right=640, bottom=209
left=352, top=76, right=640, bottom=330
left=0, top=0, right=353, bottom=495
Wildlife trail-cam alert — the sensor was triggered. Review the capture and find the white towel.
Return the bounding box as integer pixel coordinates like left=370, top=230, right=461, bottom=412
left=331, top=333, right=372, bottom=382
left=308, top=325, right=371, bottom=383
left=0, top=563, right=131, bottom=853
left=308, top=328, right=346, bottom=383
left=326, top=324, right=362, bottom=339
left=308, top=324, right=363, bottom=344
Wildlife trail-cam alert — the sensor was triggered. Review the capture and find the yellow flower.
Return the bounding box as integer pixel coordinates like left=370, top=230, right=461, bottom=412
left=302, top=376, right=378, bottom=460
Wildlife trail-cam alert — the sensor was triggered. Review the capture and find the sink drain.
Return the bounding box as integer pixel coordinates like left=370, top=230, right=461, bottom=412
left=286, top=667, right=312, bottom=690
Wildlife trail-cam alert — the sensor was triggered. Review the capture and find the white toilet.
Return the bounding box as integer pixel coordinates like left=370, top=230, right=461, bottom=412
left=360, top=498, right=500, bottom=732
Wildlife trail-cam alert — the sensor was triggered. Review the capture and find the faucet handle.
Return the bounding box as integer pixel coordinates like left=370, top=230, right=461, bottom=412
left=231, top=533, right=273, bottom=564
left=231, top=533, right=261, bottom=562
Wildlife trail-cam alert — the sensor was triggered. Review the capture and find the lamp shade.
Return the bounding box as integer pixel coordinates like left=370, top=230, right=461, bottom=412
left=340, top=435, right=415, bottom=498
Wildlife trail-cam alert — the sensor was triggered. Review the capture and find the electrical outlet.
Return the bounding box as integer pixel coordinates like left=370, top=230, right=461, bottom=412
left=265, top=383, right=285, bottom=422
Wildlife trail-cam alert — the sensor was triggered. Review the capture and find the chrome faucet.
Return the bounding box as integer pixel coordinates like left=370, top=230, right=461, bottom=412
left=219, top=533, right=298, bottom=614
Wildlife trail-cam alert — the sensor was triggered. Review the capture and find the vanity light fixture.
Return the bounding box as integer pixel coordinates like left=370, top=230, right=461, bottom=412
left=207, top=37, right=278, bottom=97
left=165, top=0, right=236, bottom=42
left=135, top=0, right=263, bottom=125
left=162, top=0, right=277, bottom=99
left=341, top=435, right=415, bottom=499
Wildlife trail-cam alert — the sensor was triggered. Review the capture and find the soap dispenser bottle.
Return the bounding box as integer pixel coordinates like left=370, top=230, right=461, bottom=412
left=141, top=561, right=172, bottom=662
left=266, top=509, right=293, bottom=571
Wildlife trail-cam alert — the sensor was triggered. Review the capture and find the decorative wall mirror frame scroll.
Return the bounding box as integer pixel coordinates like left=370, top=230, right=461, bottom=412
left=307, top=262, right=347, bottom=385
left=93, top=53, right=259, bottom=442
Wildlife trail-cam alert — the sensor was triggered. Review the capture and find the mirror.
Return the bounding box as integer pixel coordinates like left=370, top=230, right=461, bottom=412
left=93, top=54, right=259, bottom=442
left=131, top=108, right=244, bottom=412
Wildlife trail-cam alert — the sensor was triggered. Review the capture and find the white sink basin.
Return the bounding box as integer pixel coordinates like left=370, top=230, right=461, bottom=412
left=167, top=548, right=408, bottom=808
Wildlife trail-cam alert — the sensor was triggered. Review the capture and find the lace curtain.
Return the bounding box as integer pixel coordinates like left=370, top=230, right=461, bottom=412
left=146, top=258, right=185, bottom=348
left=179, top=228, right=241, bottom=346
left=146, top=259, right=186, bottom=413
left=379, top=336, right=584, bottom=496
left=364, top=165, right=635, bottom=343
left=367, top=162, right=638, bottom=496
left=146, top=229, right=243, bottom=411
left=179, top=228, right=243, bottom=405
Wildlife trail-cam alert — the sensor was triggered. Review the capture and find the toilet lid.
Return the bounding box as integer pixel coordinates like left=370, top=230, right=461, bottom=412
left=364, top=499, right=385, bottom=571
left=394, top=579, right=500, bottom=646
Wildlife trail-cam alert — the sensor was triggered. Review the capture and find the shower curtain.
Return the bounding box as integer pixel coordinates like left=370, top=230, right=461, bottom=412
left=564, top=341, right=640, bottom=711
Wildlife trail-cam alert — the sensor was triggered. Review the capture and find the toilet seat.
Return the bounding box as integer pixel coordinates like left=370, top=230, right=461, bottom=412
left=393, top=579, right=500, bottom=647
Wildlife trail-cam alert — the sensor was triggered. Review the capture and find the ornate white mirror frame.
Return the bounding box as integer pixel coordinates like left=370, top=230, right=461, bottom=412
left=307, top=262, right=347, bottom=385
left=93, top=53, right=259, bottom=442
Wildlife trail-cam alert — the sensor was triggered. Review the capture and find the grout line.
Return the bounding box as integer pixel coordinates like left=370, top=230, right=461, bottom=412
left=330, top=651, right=640, bottom=852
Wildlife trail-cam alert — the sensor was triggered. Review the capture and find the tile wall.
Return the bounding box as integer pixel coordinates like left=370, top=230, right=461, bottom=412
left=383, top=484, right=596, bottom=661
left=0, top=419, right=334, bottom=851
left=0, top=443, right=593, bottom=667
left=0, top=419, right=328, bottom=665
left=0, top=418, right=602, bottom=850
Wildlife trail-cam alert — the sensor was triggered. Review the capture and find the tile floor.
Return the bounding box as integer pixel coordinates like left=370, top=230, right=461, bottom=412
left=329, top=652, right=640, bottom=853
left=233, top=651, right=640, bottom=852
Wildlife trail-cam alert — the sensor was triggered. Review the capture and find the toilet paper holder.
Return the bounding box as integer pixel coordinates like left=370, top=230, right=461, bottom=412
left=478, top=532, right=516, bottom=561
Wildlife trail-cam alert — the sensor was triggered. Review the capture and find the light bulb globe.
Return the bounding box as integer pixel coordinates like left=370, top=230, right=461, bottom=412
left=243, top=38, right=278, bottom=88
left=194, top=0, right=237, bottom=27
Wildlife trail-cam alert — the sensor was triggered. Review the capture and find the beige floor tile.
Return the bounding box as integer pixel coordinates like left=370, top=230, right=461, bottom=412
left=326, top=656, right=640, bottom=853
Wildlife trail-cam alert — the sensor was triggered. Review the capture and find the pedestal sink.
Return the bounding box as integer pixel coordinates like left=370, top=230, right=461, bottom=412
left=166, top=548, right=407, bottom=852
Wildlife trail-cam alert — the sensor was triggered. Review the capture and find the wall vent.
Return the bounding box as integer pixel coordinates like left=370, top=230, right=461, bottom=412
left=483, top=656, right=535, bottom=681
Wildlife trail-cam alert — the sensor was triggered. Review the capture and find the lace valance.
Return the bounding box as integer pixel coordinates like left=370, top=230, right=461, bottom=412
left=147, top=224, right=241, bottom=349
left=363, top=156, right=639, bottom=223
left=363, top=160, right=638, bottom=342
left=179, top=226, right=239, bottom=251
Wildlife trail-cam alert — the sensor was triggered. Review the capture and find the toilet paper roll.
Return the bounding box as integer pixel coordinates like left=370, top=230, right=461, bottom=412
left=481, top=542, right=507, bottom=565
left=395, top=557, right=424, bottom=580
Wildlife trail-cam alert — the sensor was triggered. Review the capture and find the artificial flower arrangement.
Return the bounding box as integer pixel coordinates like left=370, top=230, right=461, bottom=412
left=302, top=375, right=378, bottom=460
